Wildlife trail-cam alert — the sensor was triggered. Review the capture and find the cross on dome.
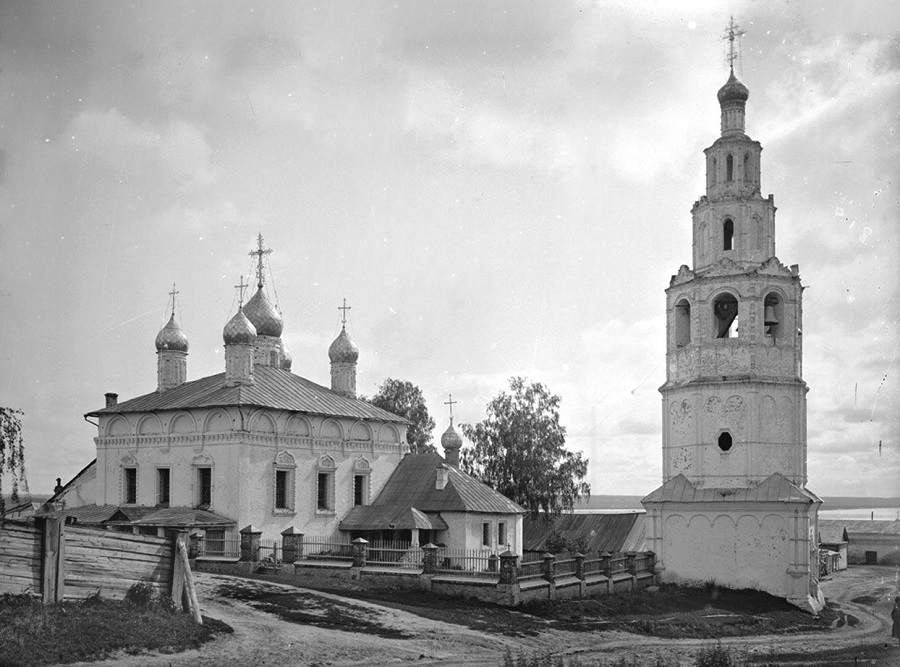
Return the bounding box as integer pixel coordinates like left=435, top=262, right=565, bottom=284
left=338, top=298, right=351, bottom=326
left=168, top=283, right=179, bottom=316
left=722, top=16, right=745, bottom=73
left=234, top=275, right=249, bottom=306
left=249, top=233, right=273, bottom=289
left=444, top=394, right=458, bottom=425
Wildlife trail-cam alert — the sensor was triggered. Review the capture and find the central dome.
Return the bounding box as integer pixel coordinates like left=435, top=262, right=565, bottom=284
left=243, top=287, right=284, bottom=337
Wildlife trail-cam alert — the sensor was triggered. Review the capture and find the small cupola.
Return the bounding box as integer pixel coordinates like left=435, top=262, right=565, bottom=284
left=440, top=394, right=462, bottom=468
left=223, top=277, right=257, bottom=386
left=329, top=299, right=358, bottom=398
left=155, top=285, right=189, bottom=393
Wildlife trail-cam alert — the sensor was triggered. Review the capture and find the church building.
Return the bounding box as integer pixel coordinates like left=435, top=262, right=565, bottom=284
left=52, top=236, right=524, bottom=555
left=641, top=28, right=825, bottom=614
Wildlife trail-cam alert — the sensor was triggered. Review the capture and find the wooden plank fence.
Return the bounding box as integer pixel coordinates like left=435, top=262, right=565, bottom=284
left=0, top=518, right=201, bottom=621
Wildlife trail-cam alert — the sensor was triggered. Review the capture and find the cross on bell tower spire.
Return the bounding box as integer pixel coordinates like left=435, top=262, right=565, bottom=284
left=722, top=16, right=745, bottom=74
left=444, top=394, right=458, bottom=426
left=234, top=275, right=249, bottom=307
left=249, top=233, right=272, bottom=289
left=168, top=283, right=179, bottom=317
left=338, top=298, right=351, bottom=327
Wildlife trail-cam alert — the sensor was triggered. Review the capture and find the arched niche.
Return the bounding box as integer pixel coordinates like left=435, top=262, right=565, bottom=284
left=169, top=412, right=196, bottom=434
left=204, top=409, right=232, bottom=433
left=137, top=415, right=162, bottom=436
left=377, top=424, right=401, bottom=444
left=106, top=417, right=131, bottom=437
left=350, top=421, right=372, bottom=441
left=285, top=415, right=311, bottom=437
left=320, top=419, right=342, bottom=440
left=674, top=298, right=691, bottom=347
left=723, top=218, right=735, bottom=251
left=250, top=411, right=276, bottom=434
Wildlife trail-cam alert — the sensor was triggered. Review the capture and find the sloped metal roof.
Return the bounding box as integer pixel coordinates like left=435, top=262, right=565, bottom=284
left=40, top=504, right=234, bottom=528
left=817, top=523, right=849, bottom=544
left=128, top=507, right=235, bottom=528
left=642, top=473, right=820, bottom=505
left=85, top=366, right=406, bottom=423
left=340, top=504, right=449, bottom=531
left=368, top=453, right=525, bottom=515
left=820, top=518, right=900, bottom=537
left=523, top=512, right=643, bottom=553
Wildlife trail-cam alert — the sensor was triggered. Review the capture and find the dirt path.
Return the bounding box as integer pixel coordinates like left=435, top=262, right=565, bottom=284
left=62, top=566, right=900, bottom=667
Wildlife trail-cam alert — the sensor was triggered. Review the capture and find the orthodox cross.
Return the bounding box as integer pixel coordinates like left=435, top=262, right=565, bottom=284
left=722, top=16, right=745, bottom=72
left=338, top=298, right=351, bottom=326
left=234, top=275, right=249, bottom=306
left=248, top=233, right=272, bottom=288
left=444, top=394, right=458, bottom=424
left=168, top=283, right=179, bottom=316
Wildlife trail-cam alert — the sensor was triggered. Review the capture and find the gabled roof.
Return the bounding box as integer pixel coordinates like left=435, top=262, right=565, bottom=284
left=523, top=512, right=644, bottom=553
left=85, top=366, right=406, bottom=423
left=340, top=505, right=449, bottom=531
left=49, top=459, right=97, bottom=504
left=642, top=473, right=821, bottom=505
left=339, top=453, right=525, bottom=533
left=818, top=523, right=849, bottom=544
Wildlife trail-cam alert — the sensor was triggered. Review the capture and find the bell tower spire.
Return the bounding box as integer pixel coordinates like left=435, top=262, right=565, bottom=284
left=643, top=21, right=823, bottom=614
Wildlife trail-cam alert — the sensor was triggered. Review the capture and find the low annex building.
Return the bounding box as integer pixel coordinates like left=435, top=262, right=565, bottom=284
left=49, top=236, right=523, bottom=556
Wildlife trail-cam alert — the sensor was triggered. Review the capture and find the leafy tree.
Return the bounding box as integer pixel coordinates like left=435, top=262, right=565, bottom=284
left=1, top=407, right=29, bottom=517
left=367, top=378, right=436, bottom=454
left=460, top=377, right=590, bottom=518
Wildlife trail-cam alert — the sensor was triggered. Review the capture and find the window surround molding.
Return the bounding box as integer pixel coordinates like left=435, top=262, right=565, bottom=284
left=273, top=450, right=297, bottom=515
left=191, top=454, right=214, bottom=509
left=352, top=456, right=371, bottom=507
left=121, top=454, right=138, bottom=505
left=316, top=454, right=337, bottom=514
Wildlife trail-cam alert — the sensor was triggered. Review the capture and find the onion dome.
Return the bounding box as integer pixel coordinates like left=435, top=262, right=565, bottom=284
left=155, top=314, right=189, bottom=352
left=441, top=422, right=463, bottom=452
left=281, top=342, right=293, bottom=370
left=328, top=326, right=359, bottom=363
left=223, top=307, right=257, bottom=345
left=243, top=287, right=284, bottom=337
left=717, top=70, right=749, bottom=104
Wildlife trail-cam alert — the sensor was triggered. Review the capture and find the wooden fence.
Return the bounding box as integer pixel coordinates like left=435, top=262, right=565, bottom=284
left=0, top=518, right=200, bottom=619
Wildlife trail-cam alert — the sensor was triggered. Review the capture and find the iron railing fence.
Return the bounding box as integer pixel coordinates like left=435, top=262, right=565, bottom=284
left=301, top=535, right=354, bottom=562
left=435, top=547, right=499, bottom=578
left=366, top=541, right=425, bottom=569
left=197, top=536, right=241, bottom=559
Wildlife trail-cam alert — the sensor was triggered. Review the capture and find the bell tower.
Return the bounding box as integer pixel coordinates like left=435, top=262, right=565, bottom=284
left=643, top=19, right=823, bottom=614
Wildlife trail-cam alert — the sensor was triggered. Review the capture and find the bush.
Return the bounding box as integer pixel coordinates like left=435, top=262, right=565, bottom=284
left=124, top=582, right=176, bottom=615
left=695, top=644, right=740, bottom=667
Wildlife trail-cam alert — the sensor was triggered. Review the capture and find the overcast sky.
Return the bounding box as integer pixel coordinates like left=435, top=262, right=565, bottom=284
left=1, top=1, right=897, bottom=499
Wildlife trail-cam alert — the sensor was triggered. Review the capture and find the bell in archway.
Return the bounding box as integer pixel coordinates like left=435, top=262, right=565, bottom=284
left=764, top=305, right=779, bottom=326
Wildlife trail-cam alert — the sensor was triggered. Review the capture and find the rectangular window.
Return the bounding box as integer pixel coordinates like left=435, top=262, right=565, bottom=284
left=353, top=474, right=367, bottom=506
left=498, top=522, right=507, bottom=548
left=157, top=468, right=170, bottom=507
left=317, top=472, right=334, bottom=511
left=196, top=467, right=212, bottom=508
left=482, top=522, right=491, bottom=548
left=275, top=470, right=289, bottom=510
left=123, top=468, right=137, bottom=504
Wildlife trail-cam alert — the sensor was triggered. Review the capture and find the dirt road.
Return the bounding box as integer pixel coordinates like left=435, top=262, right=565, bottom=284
left=63, top=566, right=900, bottom=667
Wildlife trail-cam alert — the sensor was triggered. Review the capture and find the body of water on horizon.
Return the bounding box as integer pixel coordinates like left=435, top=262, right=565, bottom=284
left=819, top=507, right=900, bottom=521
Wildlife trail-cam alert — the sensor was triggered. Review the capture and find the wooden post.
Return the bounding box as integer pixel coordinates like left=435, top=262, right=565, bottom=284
left=41, top=517, right=65, bottom=604
left=171, top=531, right=187, bottom=610
left=177, top=534, right=202, bottom=624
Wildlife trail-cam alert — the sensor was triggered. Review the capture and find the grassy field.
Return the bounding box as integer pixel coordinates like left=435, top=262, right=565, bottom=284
left=0, top=590, right=231, bottom=667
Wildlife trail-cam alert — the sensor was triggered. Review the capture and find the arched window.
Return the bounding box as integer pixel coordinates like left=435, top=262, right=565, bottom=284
left=674, top=299, right=691, bottom=347
left=743, top=153, right=750, bottom=183
left=713, top=293, right=739, bottom=339
left=709, top=157, right=717, bottom=189
left=718, top=432, right=733, bottom=452
left=726, top=154, right=734, bottom=181
left=723, top=219, right=734, bottom=251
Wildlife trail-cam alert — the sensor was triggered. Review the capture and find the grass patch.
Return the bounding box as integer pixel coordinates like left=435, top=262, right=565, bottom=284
left=0, top=592, right=231, bottom=667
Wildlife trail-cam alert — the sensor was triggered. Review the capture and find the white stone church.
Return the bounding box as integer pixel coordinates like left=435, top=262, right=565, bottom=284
left=50, top=237, right=524, bottom=555
left=641, top=58, right=825, bottom=612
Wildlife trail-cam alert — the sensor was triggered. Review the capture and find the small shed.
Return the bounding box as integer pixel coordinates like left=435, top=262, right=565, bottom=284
left=817, top=524, right=848, bottom=571
left=819, top=519, right=900, bottom=565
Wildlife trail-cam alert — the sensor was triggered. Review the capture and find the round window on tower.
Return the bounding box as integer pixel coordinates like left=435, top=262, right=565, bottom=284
left=717, top=431, right=733, bottom=452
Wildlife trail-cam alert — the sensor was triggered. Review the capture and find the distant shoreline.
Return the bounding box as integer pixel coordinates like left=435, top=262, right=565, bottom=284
left=575, top=495, right=900, bottom=511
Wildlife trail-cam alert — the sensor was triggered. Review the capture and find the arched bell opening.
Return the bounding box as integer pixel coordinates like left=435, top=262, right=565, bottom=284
left=723, top=218, right=735, bottom=251
left=764, top=292, right=784, bottom=340
left=713, top=293, right=739, bottom=339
